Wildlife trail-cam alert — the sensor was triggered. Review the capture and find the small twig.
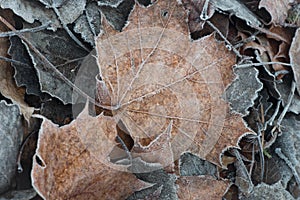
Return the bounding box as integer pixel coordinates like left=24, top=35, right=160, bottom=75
left=248, top=143, right=255, bottom=177
left=275, top=148, right=300, bottom=187
left=274, top=70, right=290, bottom=77
left=206, top=20, right=243, bottom=58
left=256, top=121, right=265, bottom=182
left=54, top=57, right=86, bottom=68
left=0, top=22, right=51, bottom=37
left=235, top=61, right=291, bottom=69
left=0, top=56, right=31, bottom=67
left=200, top=0, right=210, bottom=20
left=266, top=100, right=281, bottom=127
left=233, top=33, right=258, bottom=49
left=17, top=130, right=38, bottom=173
left=116, top=135, right=132, bottom=164
left=276, top=81, right=296, bottom=127
left=199, top=0, right=242, bottom=58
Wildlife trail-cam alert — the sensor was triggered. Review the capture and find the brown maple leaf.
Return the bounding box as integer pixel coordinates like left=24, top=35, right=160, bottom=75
left=31, top=105, right=150, bottom=200
left=94, top=0, right=253, bottom=168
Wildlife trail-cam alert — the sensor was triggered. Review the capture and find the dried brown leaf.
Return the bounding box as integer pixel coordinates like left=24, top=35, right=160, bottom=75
left=176, top=176, right=230, bottom=200
left=95, top=0, right=253, bottom=167
left=289, top=28, right=300, bottom=94
left=32, top=105, right=149, bottom=200
left=259, top=0, right=291, bottom=25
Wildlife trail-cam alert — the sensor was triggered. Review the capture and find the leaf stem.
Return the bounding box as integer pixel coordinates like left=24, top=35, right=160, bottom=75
left=17, top=130, right=38, bottom=173
left=0, top=22, right=51, bottom=37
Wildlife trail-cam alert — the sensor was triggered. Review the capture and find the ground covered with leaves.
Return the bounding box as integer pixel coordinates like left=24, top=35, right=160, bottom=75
left=0, top=0, right=300, bottom=199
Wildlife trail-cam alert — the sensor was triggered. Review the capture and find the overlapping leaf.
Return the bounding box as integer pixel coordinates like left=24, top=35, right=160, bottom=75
left=32, top=105, right=149, bottom=199
left=0, top=10, right=34, bottom=122
left=0, top=101, right=23, bottom=194
left=95, top=0, right=254, bottom=167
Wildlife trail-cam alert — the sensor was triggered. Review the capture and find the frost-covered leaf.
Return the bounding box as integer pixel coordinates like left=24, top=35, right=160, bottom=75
left=211, top=0, right=261, bottom=27
left=224, top=66, right=263, bottom=116
left=8, top=36, right=41, bottom=96
left=129, top=163, right=177, bottom=199
left=179, top=152, right=217, bottom=177
left=273, top=114, right=300, bottom=186
left=176, top=176, right=230, bottom=200
left=23, top=25, right=88, bottom=104
left=290, top=27, right=300, bottom=94
left=0, top=101, right=23, bottom=194
left=259, top=0, right=290, bottom=25
left=0, top=0, right=60, bottom=30
left=95, top=0, right=254, bottom=167
left=240, top=182, right=294, bottom=200
left=99, top=0, right=135, bottom=31
left=0, top=12, right=34, bottom=122
left=231, top=149, right=254, bottom=195
left=74, top=2, right=102, bottom=46
left=248, top=114, right=300, bottom=199
left=38, top=0, right=86, bottom=25
left=276, top=75, right=300, bottom=114
left=0, top=0, right=85, bottom=30
left=32, top=105, right=149, bottom=199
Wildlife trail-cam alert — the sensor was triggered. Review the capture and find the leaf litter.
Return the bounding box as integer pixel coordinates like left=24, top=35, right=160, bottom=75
left=1, top=0, right=300, bottom=199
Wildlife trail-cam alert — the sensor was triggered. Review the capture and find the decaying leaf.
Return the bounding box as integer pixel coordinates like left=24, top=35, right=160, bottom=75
left=99, top=0, right=135, bottom=31
left=32, top=105, right=150, bottom=199
left=176, top=176, right=230, bottom=200
left=224, top=66, right=263, bottom=116
left=8, top=36, right=41, bottom=96
left=0, top=0, right=85, bottom=30
left=0, top=101, right=23, bottom=194
left=276, top=75, right=300, bottom=115
left=289, top=27, right=300, bottom=94
left=259, top=0, right=290, bottom=25
left=249, top=113, right=300, bottom=199
left=181, top=0, right=215, bottom=36
left=211, top=0, right=261, bottom=27
left=240, top=182, right=294, bottom=200
left=0, top=10, right=34, bottom=122
left=23, top=24, right=88, bottom=104
left=38, top=0, right=86, bottom=25
left=95, top=0, right=254, bottom=167
left=74, top=1, right=102, bottom=46
left=0, top=0, right=60, bottom=30
left=130, top=165, right=178, bottom=199
left=179, top=152, right=217, bottom=177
